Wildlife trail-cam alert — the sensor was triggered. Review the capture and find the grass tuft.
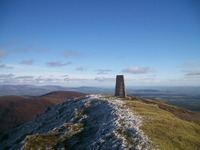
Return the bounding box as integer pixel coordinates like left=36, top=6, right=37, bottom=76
left=23, top=132, right=59, bottom=150
left=124, top=98, right=200, bottom=150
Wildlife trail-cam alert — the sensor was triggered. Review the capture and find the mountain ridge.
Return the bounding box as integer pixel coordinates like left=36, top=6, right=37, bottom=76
left=0, top=95, right=153, bottom=150
left=0, top=91, right=86, bottom=132
left=1, top=94, right=200, bottom=149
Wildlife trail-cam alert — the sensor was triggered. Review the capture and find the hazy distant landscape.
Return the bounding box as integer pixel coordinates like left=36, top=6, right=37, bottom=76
left=128, top=86, right=200, bottom=112
left=1, top=84, right=200, bottom=112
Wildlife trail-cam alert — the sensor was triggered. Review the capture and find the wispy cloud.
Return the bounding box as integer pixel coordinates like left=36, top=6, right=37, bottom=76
left=122, top=66, right=155, bottom=74
left=182, top=61, right=200, bottom=70
left=181, top=60, right=200, bottom=79
left=0, top=74, right=15, bottom=83
left=64, top=77, right=88, bottom=82
left=64, top=50, right=82, bottom=57
left=46, top=61, right=71, bottom=67
left=185, top=72, right=200, bottom=76
left=0, top=64, right=13, bottom=69
left=61, top=75, right=69, bottom=78
left=96, top=69, right=112, bottom=74
left=94, top=77, right=114, bottom=82
left=0, top=73, right=116, bottom=85
left=0, top=74, right=14, bottom=78
left=139, top=77, right=160, bottom=83
left=76, top=66, right=87, bottom=71
left=20, top=59, right=35, bottom=65
left=35, top=76, right=61, bottom=83
left=35, top=75, right=88, bottom=84
left=0, top=50, right=6, bottom=57
left=15, top=76, right=35, bottom=79
left=15, top=76, right=35, bottom=83
left=0, top=74, right=65, bottom=84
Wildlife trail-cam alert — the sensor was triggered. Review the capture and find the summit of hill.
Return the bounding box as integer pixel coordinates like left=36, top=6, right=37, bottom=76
left=0, top=94, right=200, bottom=150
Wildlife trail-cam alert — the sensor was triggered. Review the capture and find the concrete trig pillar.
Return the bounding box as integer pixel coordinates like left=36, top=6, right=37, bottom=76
left=115, top=75, right=126, bottom=98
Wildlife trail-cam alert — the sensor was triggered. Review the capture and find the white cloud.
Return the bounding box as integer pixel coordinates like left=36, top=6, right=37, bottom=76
left=139, top=78, right=160, bottom=84
left=94, top=77, right=114, bottom=82
left=76, top=66, right=87, bottom=71
left=0, top=74, right=14, bottom=78
left=181, top=60, right=200, bottom=79
left=122, top=66, right=155, bottom=74
left=46, top=61, right=71, bottom=67
left=35, top=76, right=63, bottom=83
left=15, top=76, right=35, bottom=79
left=96, top=69, right=112, bottom=74
left=0, top=73, right=94, bottom=85
left=0, top=74, right=15, bottom=83
left=0, top=64, right=13, bottom=69
left=20, top=59, right=35, bottom=65
left=15, top=76, right=35, bottom=83
left=61, top=75, right=69, bottom=78
left=184, top=72, right=200, bottom=76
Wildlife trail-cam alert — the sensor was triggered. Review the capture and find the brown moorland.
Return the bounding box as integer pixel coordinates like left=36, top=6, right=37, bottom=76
left=0, top=91, right=86, bottom=132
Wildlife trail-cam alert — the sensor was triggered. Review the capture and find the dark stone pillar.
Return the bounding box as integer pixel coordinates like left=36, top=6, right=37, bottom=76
left=115, top=75, right=126, bottom=98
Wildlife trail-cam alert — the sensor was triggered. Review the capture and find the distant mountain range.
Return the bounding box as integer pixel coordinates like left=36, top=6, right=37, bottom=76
left=1, top=84, right=200, bottom=111
left=0, top=84, right=113, bottom=96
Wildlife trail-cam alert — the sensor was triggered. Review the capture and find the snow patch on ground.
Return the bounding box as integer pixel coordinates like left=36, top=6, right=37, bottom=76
left=0, top=94, right=153, bottom=150
left=108, top=96, right=151, bottom=149
left=89, top=95, right=151, bottom=149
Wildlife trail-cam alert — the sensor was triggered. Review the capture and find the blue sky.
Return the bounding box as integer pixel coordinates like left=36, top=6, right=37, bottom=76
left=0, top=0, right=200, bottom=87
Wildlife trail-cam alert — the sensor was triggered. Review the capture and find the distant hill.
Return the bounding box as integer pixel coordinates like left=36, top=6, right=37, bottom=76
left=1, top=85, right=200, bottom=112
left=0, top=84, right=113, bottom=96
left=38, top=91, right=87, bottom=104
left=0, top=91, right=86, bottom=132
left=0, top=95, right=200, bottom=149
left=0, top=85, right=73, bottom=96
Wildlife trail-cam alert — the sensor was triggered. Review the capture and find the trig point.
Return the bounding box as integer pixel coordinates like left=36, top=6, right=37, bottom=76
left=115, top=75, right=126, bottom=98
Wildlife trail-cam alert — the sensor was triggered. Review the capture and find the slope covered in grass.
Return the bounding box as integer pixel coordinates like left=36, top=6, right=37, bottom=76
left=125, top=96, right=200, bottom=150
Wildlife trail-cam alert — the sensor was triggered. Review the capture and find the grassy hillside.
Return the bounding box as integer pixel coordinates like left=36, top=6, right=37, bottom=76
left=124, top=96, right=200, bottom=150
left=1, top=94, right=199, bottom=149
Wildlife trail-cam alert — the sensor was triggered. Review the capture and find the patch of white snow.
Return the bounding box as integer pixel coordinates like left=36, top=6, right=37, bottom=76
left=0, top=94, right=153, bottom=150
